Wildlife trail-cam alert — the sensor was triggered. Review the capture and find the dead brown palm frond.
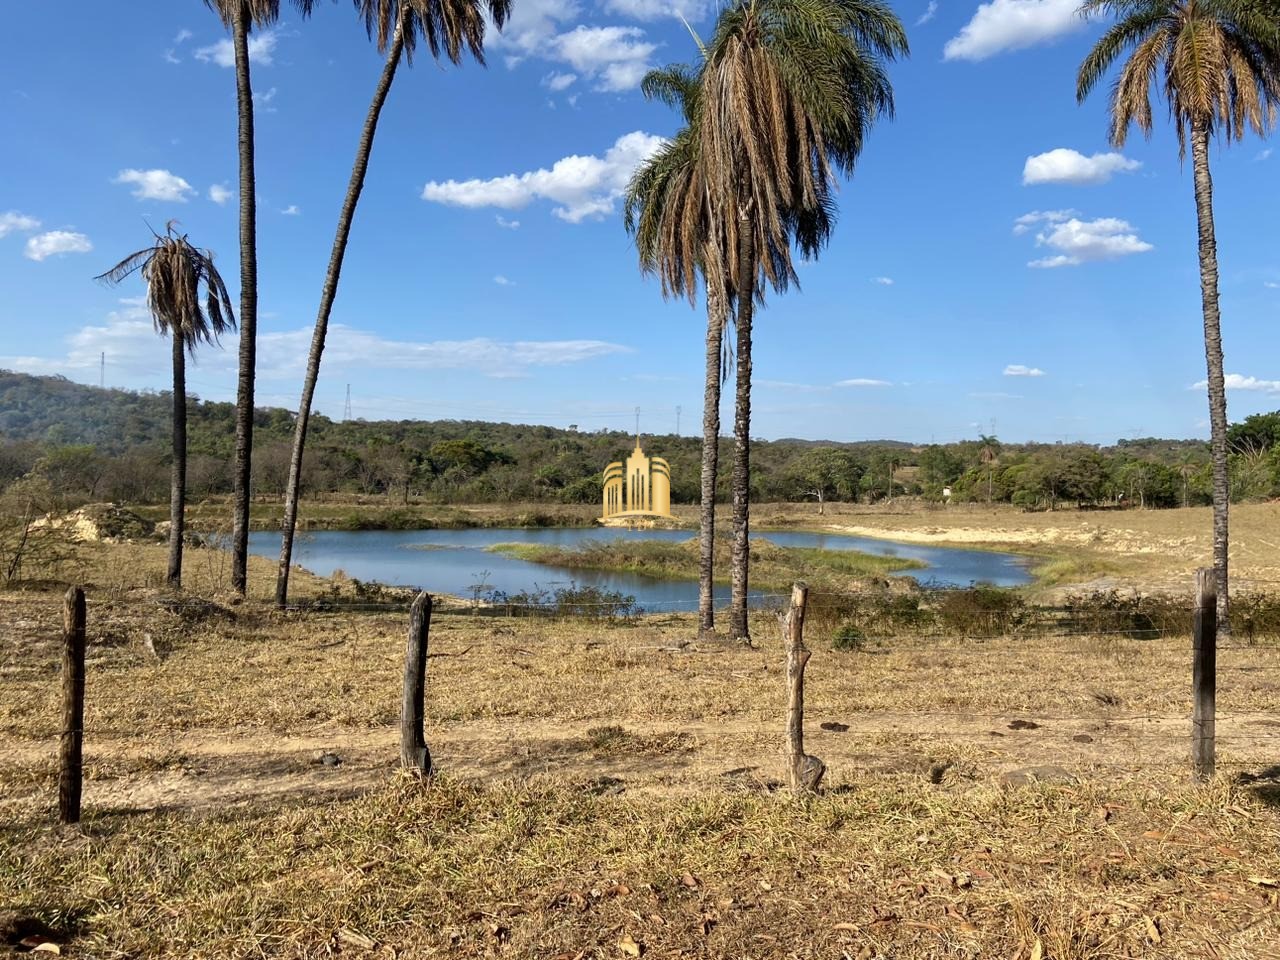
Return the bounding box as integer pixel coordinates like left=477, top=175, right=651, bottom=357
left=95, top=223, right=235, bottom=354
left=204, top=0, right=317, bottom=29
left=353, top=0, right=511, bottom=64
left=1081, top=0, right=1280, bottom=153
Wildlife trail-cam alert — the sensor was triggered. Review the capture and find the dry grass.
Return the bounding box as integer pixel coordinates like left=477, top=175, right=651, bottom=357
left=3, top=541, right=1280, bottom=958
left=752, top=500, right=1280, bottom=598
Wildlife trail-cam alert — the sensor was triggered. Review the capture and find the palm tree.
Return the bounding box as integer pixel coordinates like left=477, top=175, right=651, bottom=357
left=625, top=64, right=735, bottom=639
left=697, top=0, right=908, bottom=639
left=96, top=224, right=235, bottom=588
left=204, top=0, right=315, bottom=598
left=1077, top=0, right=1280, bottom=626
left=978, top=434, right=1000, bottom=503
left=275, top=0, right=512, bottom=607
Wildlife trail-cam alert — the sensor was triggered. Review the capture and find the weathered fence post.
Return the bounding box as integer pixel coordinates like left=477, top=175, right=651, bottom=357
left=59, top=586, right=86, bottom=824
left=783, top=582, right=824, bottom=794
left=401, top=592, right=433, bottom=776
left=1192, top=568, right=1217, bottom=781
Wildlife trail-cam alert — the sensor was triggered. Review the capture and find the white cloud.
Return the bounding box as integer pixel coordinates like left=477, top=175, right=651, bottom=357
left=209, top=183, right=233, bottom=205
left=970, top=391, right=1023, bottom=399
left=164, top=49, right=182, bottom=64
left=281, top=204, right=300, bottom=216
left=492, top=4, right=657, bottom=92
left=1003, top=364, right=1045, bottom=377
left=0, top=211, right=41, bottom=238
left=1, top=317, right=631, bottom=382
left=1257, top=148, right=1274, bottom=162
left=1192, top=373, right=1280, bottom=394
left=1265, top=281, right=1279, bottom=289
left=552, top=26, right=656, bottom=91
left=195, top=29, right=279, bottom=68
left=25, top=231, right=92, bottom=261
left=254, top=86, right=278, bottom=112
left=1017, top=212, right=1153, bottom=267
left=944, top=0, right=1085, bottom=61
left=422, top=130, right=665, bottom=223
left=495, top=215, right=520, bottom=229
left=870, top=276, right=894, bottom=286
left=601, top=0, right=716, bottom=19
left=492, top=0, right=581, bottom=65
left=1012, top=208, right=1076, bottom=235
left=917, top=1, right=939, bottom=25
left=837, top=378, right=892, bottom=387
left=755, top=380, right=830, bottom=393
left=542, top=71, right=577, bottom=92
left=1022, top=148, right=1141, bottom=185
left=493, top=275, right=515, bottom=286
left=114, top=168, right=196, bottom=202
left=174, top=29, right=193, bottom=44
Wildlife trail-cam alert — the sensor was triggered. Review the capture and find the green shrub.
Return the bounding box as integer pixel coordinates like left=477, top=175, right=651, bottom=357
left=831, top=621, right=866, bottom=652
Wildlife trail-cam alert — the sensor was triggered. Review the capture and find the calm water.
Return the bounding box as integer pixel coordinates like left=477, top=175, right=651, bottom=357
left=248, top=527, right=1031, bottom=609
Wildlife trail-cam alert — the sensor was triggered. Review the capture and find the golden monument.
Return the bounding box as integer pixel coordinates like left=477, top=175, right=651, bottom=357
left=602, top=439, right=671, bottom=520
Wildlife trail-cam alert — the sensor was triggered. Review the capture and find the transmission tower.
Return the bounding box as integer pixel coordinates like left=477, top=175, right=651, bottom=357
left=343, top=384, right=352, bottom=421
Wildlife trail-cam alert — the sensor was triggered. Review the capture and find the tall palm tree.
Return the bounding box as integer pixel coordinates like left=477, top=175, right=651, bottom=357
left=275, top=0, right=512, bottom=607
left=978, top=434, right=1000, bottom=502
left=204, top=0, right=315, bottom=598
left=697, top=0, right=908, bottom=639
left=96, top=224, right=235, bottom=588
left=625, top=64, right=735, bottom=639
left=1077, top=0, right=1280, bottom=626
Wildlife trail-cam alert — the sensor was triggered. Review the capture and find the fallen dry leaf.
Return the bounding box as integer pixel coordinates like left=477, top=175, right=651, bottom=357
left=832, top=922, right=858, bottom=932
left=680, top=873, right=700, bottom=888
left=1030, top=937, right=1044, bottom=960
left=31, top=945, right=61, bottom=956
left=1248, top=876, right=1278, bottom=888
left=338, top=928, right=376, bottom=951
left=617, top=933, right=642, bottom=957
left=1144, top=916, right=1162, bottom=945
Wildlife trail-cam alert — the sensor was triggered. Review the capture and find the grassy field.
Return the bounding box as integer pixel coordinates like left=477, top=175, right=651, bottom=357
left=487, top=536, right=925, bottom=593
left=3, top=540, right=1280, bottom=957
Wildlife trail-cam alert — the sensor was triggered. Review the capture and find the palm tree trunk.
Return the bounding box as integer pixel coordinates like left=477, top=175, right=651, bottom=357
left=275, top=23, right=405, bottom=607
left=230, top=0, right=258, bottom=597
left=729, top=215, right=755, bottom=641
left=1191, top=120, right=1230, bottom=631
left=169, top=335, right=187, bottom=589
left=698, top=285, right=726, bottom=638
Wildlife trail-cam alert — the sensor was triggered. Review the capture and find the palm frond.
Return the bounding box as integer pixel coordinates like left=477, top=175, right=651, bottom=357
left=96, top=224, right=236, bottom=357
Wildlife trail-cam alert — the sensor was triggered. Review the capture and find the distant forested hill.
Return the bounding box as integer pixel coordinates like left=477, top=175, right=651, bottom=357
left=2, top=368, right=1272, bottom=510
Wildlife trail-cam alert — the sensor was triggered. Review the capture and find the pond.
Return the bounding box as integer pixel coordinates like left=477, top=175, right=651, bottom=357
left=247, top=527, right=1032, bottom=609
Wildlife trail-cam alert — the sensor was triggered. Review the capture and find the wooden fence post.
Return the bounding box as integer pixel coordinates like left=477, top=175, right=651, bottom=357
left=1192, top=567, right=1217, bottom=781
left=59, top=586, right=86, bottom=824
left=401, top=592, right=433, bottom=776
left=783, top=582, right=824, bottom=794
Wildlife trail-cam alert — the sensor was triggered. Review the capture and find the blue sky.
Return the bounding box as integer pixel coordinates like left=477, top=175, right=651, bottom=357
left=1, top=0, right=1277, bottom=444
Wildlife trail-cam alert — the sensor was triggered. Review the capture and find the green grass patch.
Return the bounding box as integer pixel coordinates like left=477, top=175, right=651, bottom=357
left=487, top=537, right=924, bottom=592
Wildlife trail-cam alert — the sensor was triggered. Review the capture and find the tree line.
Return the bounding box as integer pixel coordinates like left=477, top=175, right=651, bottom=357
left=8, top=369, right=1280, bottom=513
